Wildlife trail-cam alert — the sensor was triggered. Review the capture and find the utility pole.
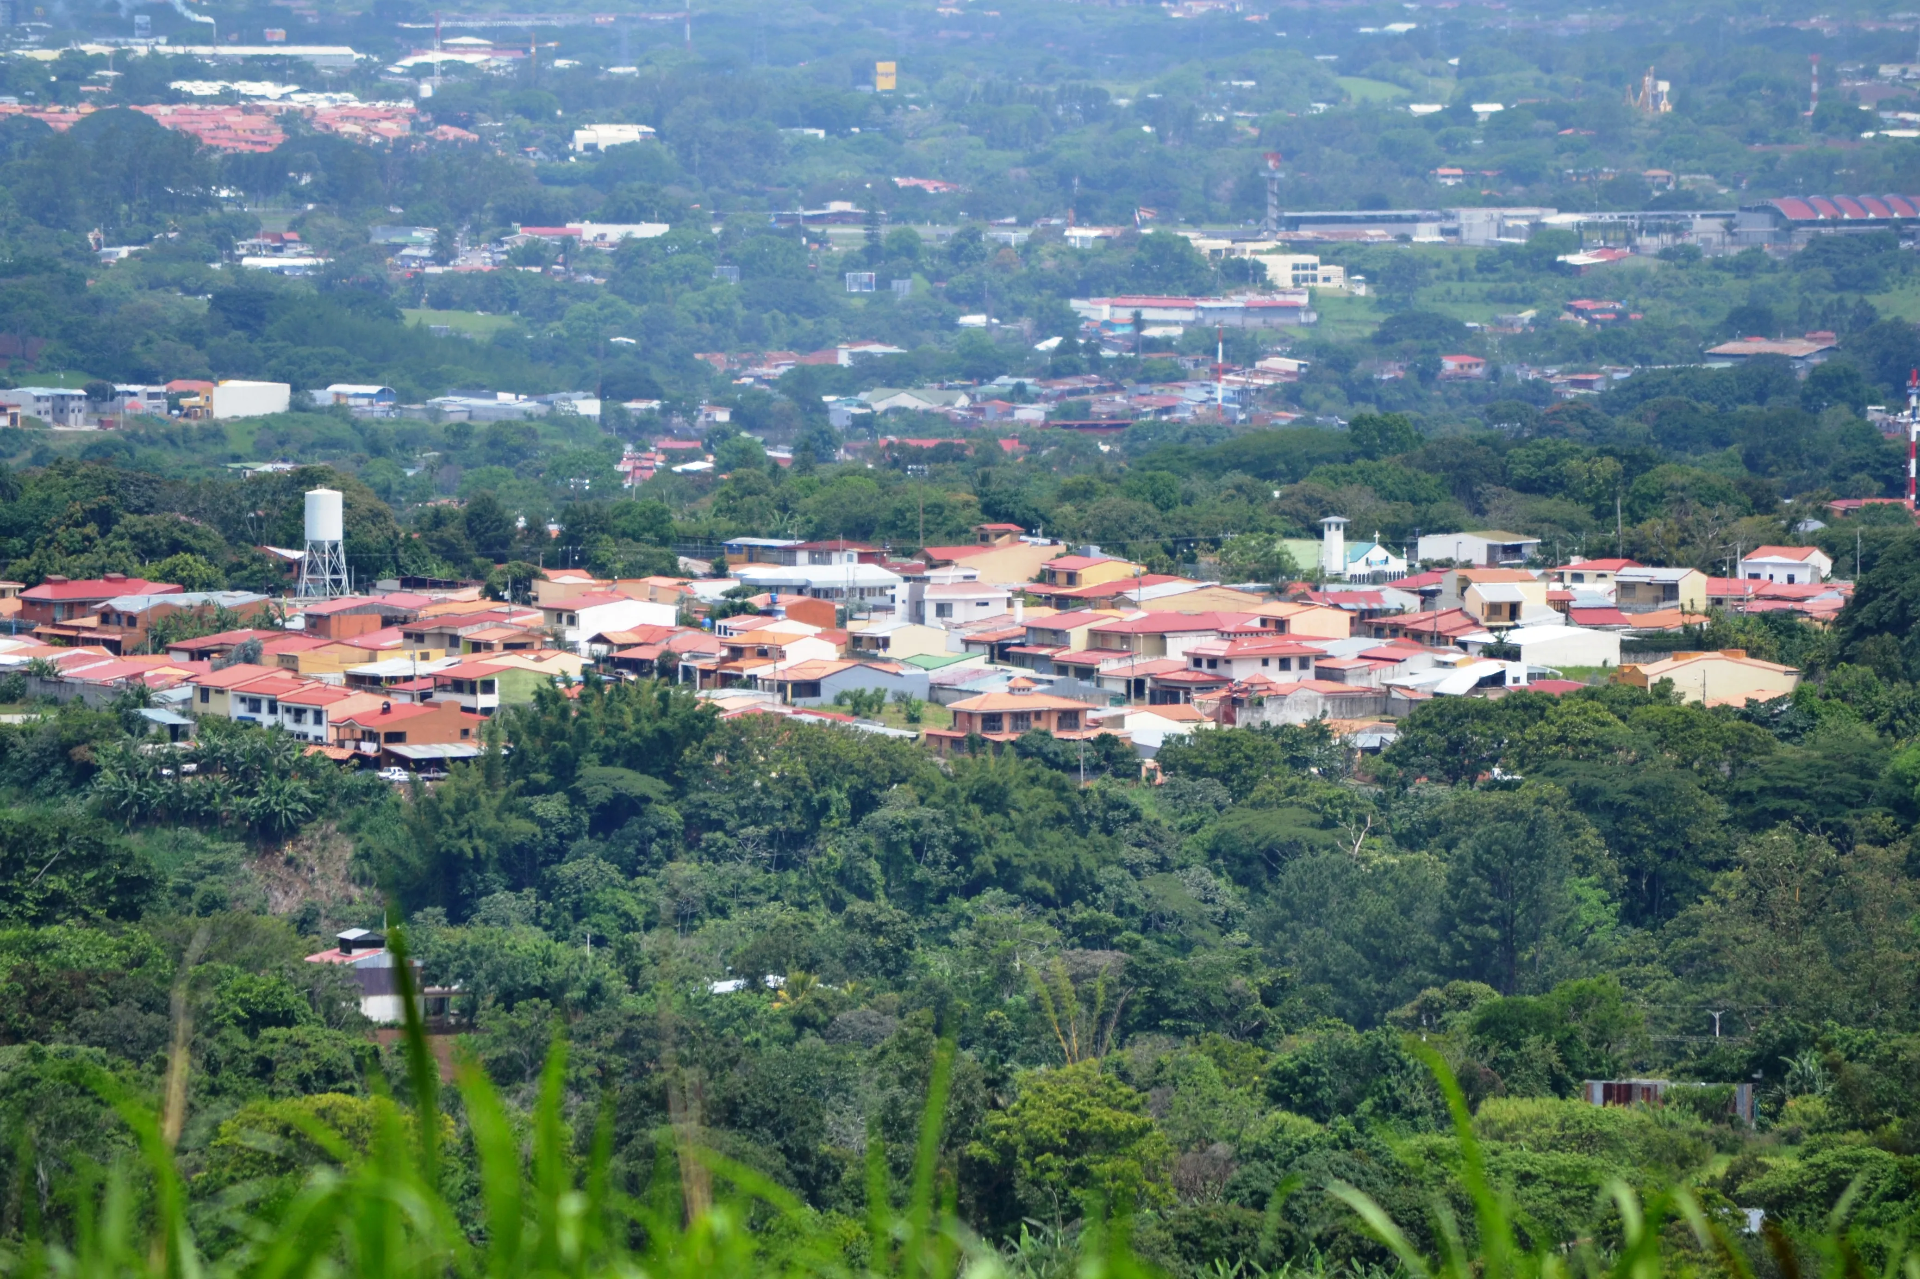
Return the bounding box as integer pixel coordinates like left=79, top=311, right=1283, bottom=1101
left=1615, top=491, right=1623, bottom=558
left=1709, top=1010, right=1725, bottom=1038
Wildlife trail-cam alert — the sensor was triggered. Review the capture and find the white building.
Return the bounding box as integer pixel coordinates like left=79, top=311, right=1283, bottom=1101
left=538, top=593, right=678, bottom=652
left=572, top=123, right=657, bottom=152
left=1469, top=624, right=1620, bottom=669
left=0, top=387, right=87, bottom=427
left=304, top=929, right=448, bottom=1023
left=211, top=380, right=292, bottom=419
left=1738, top=545, right=1832, bottom=585
left=1342, top=539, right=1408, bottom=583
left=731, top=563, right=905, bottom=615
left=1416, top=530, right=1543, bottom=567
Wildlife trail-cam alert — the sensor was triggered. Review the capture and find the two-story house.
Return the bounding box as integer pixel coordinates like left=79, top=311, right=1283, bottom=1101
left=1615, top=566, right=1708, bottom=614
left=1035, top=552, right=1147, bottom=593
left=22, top=574, right=182, bottom=632
left=922, top=680, right=1122, bottom=756
left=333, top=699, right=485, bottom=761
left=1179, top=635, right=1325, bottom=682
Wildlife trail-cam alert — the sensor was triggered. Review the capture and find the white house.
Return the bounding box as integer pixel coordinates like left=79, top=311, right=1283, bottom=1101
left=1416, top=530, right=1543, bottom=567
left=1180, top=635, right=1325, bottom=681
left=731, top=563, right=904, bottom=615
left=919, top=580, right=1013, bottom=626
left=539, top=592, right=678, bottom=653
left=1738, top=545, right=1832, bottom=585
left=1468, top=623, right=1620, bottom=669
left=303, top=929, right=443, bottom=1023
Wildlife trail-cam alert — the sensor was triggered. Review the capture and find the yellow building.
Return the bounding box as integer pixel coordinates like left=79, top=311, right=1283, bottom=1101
left=1245, top=600, right=1353, bottom=639
left=1617, top=649, right=1800, bottom=707
left=1038, top=553, right=1147, bottom=591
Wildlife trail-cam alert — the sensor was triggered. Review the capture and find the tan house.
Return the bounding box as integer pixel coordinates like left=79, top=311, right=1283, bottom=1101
left=922, top=681, right=1120, bottom=756
left=1037, top=553, right=1147, bottom=591
left=1245, top=600, right=1353, bottom=640
left=1617, top=649, right=1799, bottom=706
left=1615, top=567, right=1708, bottom=614
left=531, top=571, right=610, bottom=607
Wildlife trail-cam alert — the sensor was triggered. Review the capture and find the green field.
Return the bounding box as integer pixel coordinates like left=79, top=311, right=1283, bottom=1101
left=403, top=308, right=521, bottom=336
left=1337, top=76, right=1412, bottom=103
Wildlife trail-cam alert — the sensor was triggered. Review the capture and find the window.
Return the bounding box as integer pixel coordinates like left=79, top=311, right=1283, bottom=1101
left=935, top=602, right=954, bottom=619
left=981, top=713, right=1004, bottom=733
left=314, top=712, right=324, bottom=727
left=1278, top=657, right=1292, bottom=671
left=243, top=697, right=262, bottom=714
left=1056, top=710, right=1079, bottom=731
left=460, top=728, right=470, bottom=738
left=1206, top=659, right=1219, bottom=669
left=383, top=731, right=407, bottom=743
left=1192, top=657, right=1203, bottom=667
left=266, top=701, right=277, bottom=715
left=1572, top=572, right=1585, bottom=583
left=1261, top=657, right=1270, bottom=667
left=479, top=679, right=496, bottom=694
left=1011, top=711, right=1032, bottom=732
left=291, top=708, right=307, bottom=725
left=199, top=687, right=210, bottom=704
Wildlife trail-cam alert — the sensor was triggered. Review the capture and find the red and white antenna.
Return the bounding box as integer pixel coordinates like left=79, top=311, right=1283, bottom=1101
left=1907, top=367, right=1917, bottom=508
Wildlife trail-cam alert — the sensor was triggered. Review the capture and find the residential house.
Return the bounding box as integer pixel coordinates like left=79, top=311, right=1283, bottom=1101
left=1036, top=552, right=1147, bottom=592
left=1547, top=558, right=1641, bottom=597
left=20, top=575, right=183, bottom=628
left=539, top=593, right=678, bottom=653
left=186, top=663, right=293, bottom=720
left=1738, top=545, right=1833, bottom=585
left=917, top=532, right=1059, bottom=588
left=756, top=658, right=931, bottom=707
left=333, top=698, right=486, bottom=763
left=1415, top=531, right=1543, bottom=567
left=276, top=683, right=384, bottom=745
left=1615, top=566, right=1708, bottom=614
left=923, top=682, right=1118, bottom=756
left=1464, top=580, right=1553, bottom=628
left=1617, top=649, right=1800, bottom=706
left=1465, top=624, right=1621, bottom=668
left=165, top=628, right=282, bottom=662
left=729, top=563, right=905, bottom=615
left=1365, top=607, right=1496, bottom=648
left=1309, top=642, right=1440, bottom=688
left=1179, top=635, right=1324, bottom=682
left=1010, top=609, right=1127, bottom=669
left=847, top=621, right=954, bottom=661
left=1082, top=612, right=1253, bottom=660
left=42, top=591, right=273, bottom=653
left=1116, top=703, right=1213, bottom=757
left=292, top=594, right=423, bottom=639
left=682, top=623, right=841, bottom=689
left=531, top=570, right=611, bottom=606
left=1237, top=679, right=1391, bottom=726
left=305, top=930, right=439, bottom=1024
left=1244, top=601, right=1354, bottom=639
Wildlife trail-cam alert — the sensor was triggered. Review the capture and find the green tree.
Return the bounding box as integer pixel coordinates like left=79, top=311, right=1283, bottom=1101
left=1430, top=784, right=1617, bottom=995
left=970, top=1061, right=1173, bottom=1225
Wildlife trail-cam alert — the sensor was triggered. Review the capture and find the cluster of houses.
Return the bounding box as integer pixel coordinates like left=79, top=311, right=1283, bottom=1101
left=0, top=519, right=1830, bottom=771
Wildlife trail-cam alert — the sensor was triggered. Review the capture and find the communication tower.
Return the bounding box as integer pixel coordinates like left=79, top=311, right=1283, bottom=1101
left=297, top=488, right=350, bottom=598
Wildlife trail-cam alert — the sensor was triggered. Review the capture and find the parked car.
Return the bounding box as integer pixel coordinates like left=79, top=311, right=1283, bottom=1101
left=376, top=766, right=411, bottom=783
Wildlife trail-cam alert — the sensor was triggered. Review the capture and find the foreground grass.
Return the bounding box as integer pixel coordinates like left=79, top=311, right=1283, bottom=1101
left=2, top=926, right=1911, bottom=1279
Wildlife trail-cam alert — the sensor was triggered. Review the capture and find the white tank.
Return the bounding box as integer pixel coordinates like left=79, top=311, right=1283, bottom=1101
left=305, top=488, right=344, bottom=542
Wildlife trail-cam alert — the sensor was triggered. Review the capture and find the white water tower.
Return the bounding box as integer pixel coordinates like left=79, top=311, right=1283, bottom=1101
left=296, top=487, right=349, bottom=598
